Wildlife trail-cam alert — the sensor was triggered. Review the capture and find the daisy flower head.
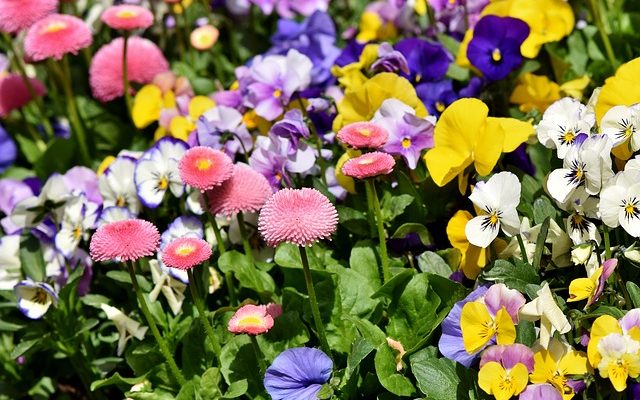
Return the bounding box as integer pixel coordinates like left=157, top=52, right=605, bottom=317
left=206, top=163, right=272, bottom=217
left=227, top=304, right=279, bottom=335
left=0, top=0, right=58, bottom=34
left=101, top=5, right=154, bottom=31
left=178, top=146, right=233, bottom=191
left=337, top=121, right=389, bottom=149
left=258, top=188, right=338, bottom=247
left=161, top=237, right=211, bottom=270
left=90, top=219, right=160, bottom=262
left=341, top=151, right=395, bottom=179
left=24, top=14, right=92, bottom=61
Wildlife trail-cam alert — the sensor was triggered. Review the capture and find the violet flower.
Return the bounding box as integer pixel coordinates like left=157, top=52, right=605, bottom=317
left=196, top=105, right=253, bottom=158
left=270, top=109, right=310, bottom=148
left=395, top=38, right=451, bottom=83
left=264, top=347, right=333, bottom=400
left=0, top=123, right=16, bottom=173
left=415, top=80, right=458, bottom=116
left=467, top=15, right=530, bottom=81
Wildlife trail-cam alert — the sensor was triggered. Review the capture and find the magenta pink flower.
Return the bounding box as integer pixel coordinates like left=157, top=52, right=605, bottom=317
left=228, top=304, right=277, bottom=335
left=337, top=122, right=388, bottom=149
left=0, top=74, right=46, bottom=117
left=24, top=14, right=92, bottom=61
left=89, top=37, right=169, bottom=102
left=258, top=188, right=338, bottom=247
left=0, top=0, right=58, bottom=33
left=178, top=146, right=234, bottom=191
left=341, top=152, right=395, bottom=179
left=90, top=219, right=160, bottom=262
left=101, top=5, right=154, bottom=31
left=206, top=163, right=272, bottom=217
left=161, top=237, right=212, bottom=270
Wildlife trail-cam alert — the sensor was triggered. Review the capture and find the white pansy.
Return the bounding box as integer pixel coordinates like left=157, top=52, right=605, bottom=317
left=14, top=280, right=58, bottom=320
left=0, top=235, right=21, bottom=290
left=519, top=283, right=571, bottom=349
left=600, top=104, right=640, bottom=150
left=148, top=260, right=186, bottom=316
left=55, top=194, right=100, bottom=258
left=10, top=174, right=71, bottom=229
left=100, top=304, right=148, bottom=356
left=134, top=138, right=188, bottom=209
left=464, top=172, right=521, bottom=248
left=599, top=168, right=640, bottom=237
left=98, top=206, right=134, bottom=227
left=99, top=156, right=141, bottom=215
left=537, top=97, right=595, bottom=159
left=546, top=135, right=613, bottom=204
left=565, top=213, right=601, bottom=246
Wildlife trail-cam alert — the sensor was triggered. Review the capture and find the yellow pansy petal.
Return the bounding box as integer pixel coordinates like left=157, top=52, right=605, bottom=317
left=163, top=90, right=176, bottom=109
left=188, top=96, right=215, bottom=120
left=97, top=156, right=115, bottom=176
left=587, top=315, right=623, bottom=366
left=132, top=85, right=163, bottom=129
left=508, top=363, right=530, bottom=398
left=478, top=361, right=504, bottom=397
left=461, top=302, right=495, bottom=353
left=153, top=126, right=168, bottom=142
left=492, top=117, right=534, bottom=153
left=356, top=12, right=383, bottom=43
left=456, top=29, right=473, bottom=69
left=558, top=350, right=590, bottom=376
left=359, top=44, right=381, bottom=69
left=509, top=0, right=574, bottom=58
left=414, top=0, right=427, bottom=16
left=424, top=147, right=472, bottom=187
left=494, top=308, right=516, bottom=346
left=612, top=139, right=635, bottom=160
left=567, top=277, right=596, bottom=303
left=607, top=362, right=630, bottom=392
left=336, top=152, right=357, bottom=194
left=169, top=116, right=194, bottom=142
left=474, top=118, right=504, bottom=177
left=560, top=76, right=591, bottom=99
left=530, top=349, right=556, bottom=384
left=595, top=57, right=640, bottom=123
left=510, top=73, right=561, bottom=113
left=447, top=211, right=472, bottom=252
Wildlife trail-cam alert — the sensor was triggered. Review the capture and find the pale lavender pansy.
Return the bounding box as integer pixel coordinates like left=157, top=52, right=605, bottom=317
left=54, top=193, right=101, bottom=259
left=99, top=156, right=141, bottom=215
left=196, top=105, right=253, bottom=158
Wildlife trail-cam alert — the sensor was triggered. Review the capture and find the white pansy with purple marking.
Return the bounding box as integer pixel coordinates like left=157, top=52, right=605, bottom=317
left=14, top=280, right=58, bottom=320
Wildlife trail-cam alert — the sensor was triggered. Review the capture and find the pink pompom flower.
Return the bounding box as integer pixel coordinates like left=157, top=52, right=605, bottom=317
left=178, top=146, right=233, bottom=191
left=24, top=14, right=92, bottom=61
left=0, top=74, right=46, bottom=117
left=228, top=304, right=281, bottom=335
left=90, top=219, right=160, bottom=262
left=0, top=0, right=58, bottom=34
left=162, top=237, right=212, bottom=270
left=101, top=5, right=154, bottom=31
left=337, top=121, right=388, bottom=149
left=258, top=188, right=338, bottom=247
left=206, top=163, right=272, bottom=217
left=89, top=37, right=169, bottom=102
left=341, top=151, right=395, bottom=179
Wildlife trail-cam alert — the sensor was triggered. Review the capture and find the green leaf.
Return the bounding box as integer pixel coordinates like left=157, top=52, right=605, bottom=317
left=105, top=270, right=152, bottom=292
left=349, top=241, right=382, bottom=289
left=176, top=378, right=199, bottom=400
left=219, top=250, right=275, bottom=295
left=380, top=193, right=414, bottom=223
left=198, top=367, right=223, bottom=400
left=34, top=138, right=77, bottom=178
left=337, top=205, right=370, bottom=236
left=417, top=251, right=452, bottom=277
left=11, top=338, right=40, bottom=358
left=80, top=294, right=111, bottom=309
left=14, top=134, right=43, bottom=164
left=627, top=282, right=640, bottom=309
left=341, top=338, right=376, bottom=388
left=0, top=319, right=24, bottom=332
left=220, top=335, right=266, bottom=398
left=374, top=343, right=415, bottom=396
left=516, top=320, right=537, bottom=347
left=391, top=223, right=433, bottom=246
left=532, top=217, right=550, bottom=269
left=19, top=234, right=46, bottom=281
left=327, top=264, right=380, bottom=318
left=410, top=347, right=474, bottom=400
left=258, top=311, right=310, bottom=362
left=533, top=196, right=557, bottom=226
left=223, top=379, right=248, bottom=399
left=342, top=314, right=386, bottom=346
left=481, top=260, right=540, bottom=293
left=371, top=269, right=414, bottom=300
left=90, top=372, right=148, bottom=391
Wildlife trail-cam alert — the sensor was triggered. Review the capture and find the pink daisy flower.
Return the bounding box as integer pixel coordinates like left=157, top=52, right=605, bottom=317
left=0, top=0, right=58, bottom=33
left=24, top=14, right=92, bottom=61
left=206, top=163, right=272, bottom=217
left=228, top=304, right=276, bottom=335
left=341, top=152, right=395, bottom=179
left=161, top=237, right=212, bottom=270
left=90, top=219, right=160, bottom=262
left=89, top=37, right=169, bottom=102
left=337, top=121, right=389, bottom=149
left=258, top=188, right=338, bottom=247
left=0, top=74, right=46, bottom=117
left=178, top=146, right=233, bottom=191
left=101, top=5, right=154, bottom=31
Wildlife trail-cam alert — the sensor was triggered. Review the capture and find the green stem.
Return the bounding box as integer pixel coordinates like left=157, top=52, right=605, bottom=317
left=516, top=234, right=529, bottom=264
left=187, top=268, right=222, bottom=360
left=122, top=33, right=133, bottom=118
left=299, top=246, right=332, bottom=360
left=250, top=335, right=267, bottom=375
left=126, top=261, right=186, bottom=386
left=603, top=225, right=612, bottom=260
left=587, top=0, right=617, bottom=69
left=617, top=270, right=632, bottom=310
left=237, top=212, right=255, bottom=266
left=366, top=180, right=390, bottom=283
left=59, top=56, right=91, bottom=166
left=203, top=197, right=237, bottom=305
left=18, top=109, right=46, bottom=152
left=363, top=179, right=377, bottom=238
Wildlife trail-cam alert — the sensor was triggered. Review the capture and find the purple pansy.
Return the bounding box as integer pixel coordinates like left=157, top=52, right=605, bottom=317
left=264, top=347, right=333, bottom=400
left=196, top=105, right=253, bottom=159
left=415, top=80, right=458, bottom=116
left=249, top=134, right=316, bottom=189
left=0, top=123, right=16, bottom=173
left=371, top=43, right=409, bottom=75
left=62, top=166, right=103, bottom=205
left=467, top=15, right=530, bottom=81
left=395, top=38, right=451, bottom=83
left=270, top=109, right=310, bottom=149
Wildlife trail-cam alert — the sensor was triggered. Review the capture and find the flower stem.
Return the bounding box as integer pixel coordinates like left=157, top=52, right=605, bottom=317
left=298, top=246, right=332, bottom=360
left=516, top=234, right=529, bottom=264
left=363, top=178, right=377, bottom=238
left=122, top=33, right=133, bottom=118
left=187, top=268, right=222, bottom=360
left=126, top=261, right=186, bottom=386
left=603, top=225, right=612, bottom=259
left=587, top=0, right=617, bottom=69
left=237, top=211, right=255, bottom=266
left=249, top=335, right=267, bottom=375
left=59, top=56, right=91, bottom=166
left=203, top=196, right=237, bottom=305
left=366, top=179, right=390, bottom=283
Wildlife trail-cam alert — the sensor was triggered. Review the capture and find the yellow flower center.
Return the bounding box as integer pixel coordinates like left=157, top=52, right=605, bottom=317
left=237, top=316, right=264, bottom=328
left=196, top=158, right=212, bottom=171
left=358, top=128, right=371, bottom=137
left=435, top=101, right=446, bottom=113
left=273, top=89, right=282, bottom=98
left=158, top=176, right=169, bottom=190
left=116, top=9, right=139, bottom=18
left=625, top=201, right=639, bottom=219
left=562, top=130, right=575, bottom=144
left=175, top=244, right=196, bottom=256
left=402, top=138, right=412, bottom=149
left=73, top=226, right=83, bottom=240
left=358, top=156, right=375, bottom=165
left=492, top=48, right=502, bottom=62
left=42, top=21, right=67, bottom=34
left=116, top=195, right=126, bottom=207
left=31, top=288, right=48, bottom=304
left=416, top=73, right=422, bottom=83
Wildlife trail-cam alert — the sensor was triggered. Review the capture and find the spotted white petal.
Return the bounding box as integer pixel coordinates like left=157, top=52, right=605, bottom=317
left=601, top=105, right=640, bottom=147
left=465, top=215, right=500, bottom=248
left=547, top=168, right=580, bottom=204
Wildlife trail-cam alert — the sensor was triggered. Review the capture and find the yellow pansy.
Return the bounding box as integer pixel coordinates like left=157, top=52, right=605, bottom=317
left=414, top=0, right=427, bottom=16
left=242, top=110, right=271, bottom=135
left=510, top=73, right=561, bottom=113
left=172, top=0, right=192, bottom=14
left=456, top=29, right=473, bottom=69
left=423, top=98, right=533, bottom=190
left=587, top=314, right=640, bottom=368
left=333, top=73, right=427, bottom=131
left=595, top=57, right=640, bottom=126
left=332, top=44, right=379, bottom=91
left=529, top=338, right=590, bottom=400
left=356, top=11, right=397, bottom=43
left=560, top=76, right=591, bottom=99
left=132, top=85, right=177, bottom=129
left=446, top=210, right=490, bottom=279
left=567, top=268, right=601, bottom=305
left=595, top=333, right=640, bottom=392
left=460, top=303, right=516, bottom=354
left=478, top=361, right=528, bottom=400
left=483, top=0, right=574, bottom=58
left=163, top=96, right=215, bottom=142
left=335, top=151, right=357, bottom=194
